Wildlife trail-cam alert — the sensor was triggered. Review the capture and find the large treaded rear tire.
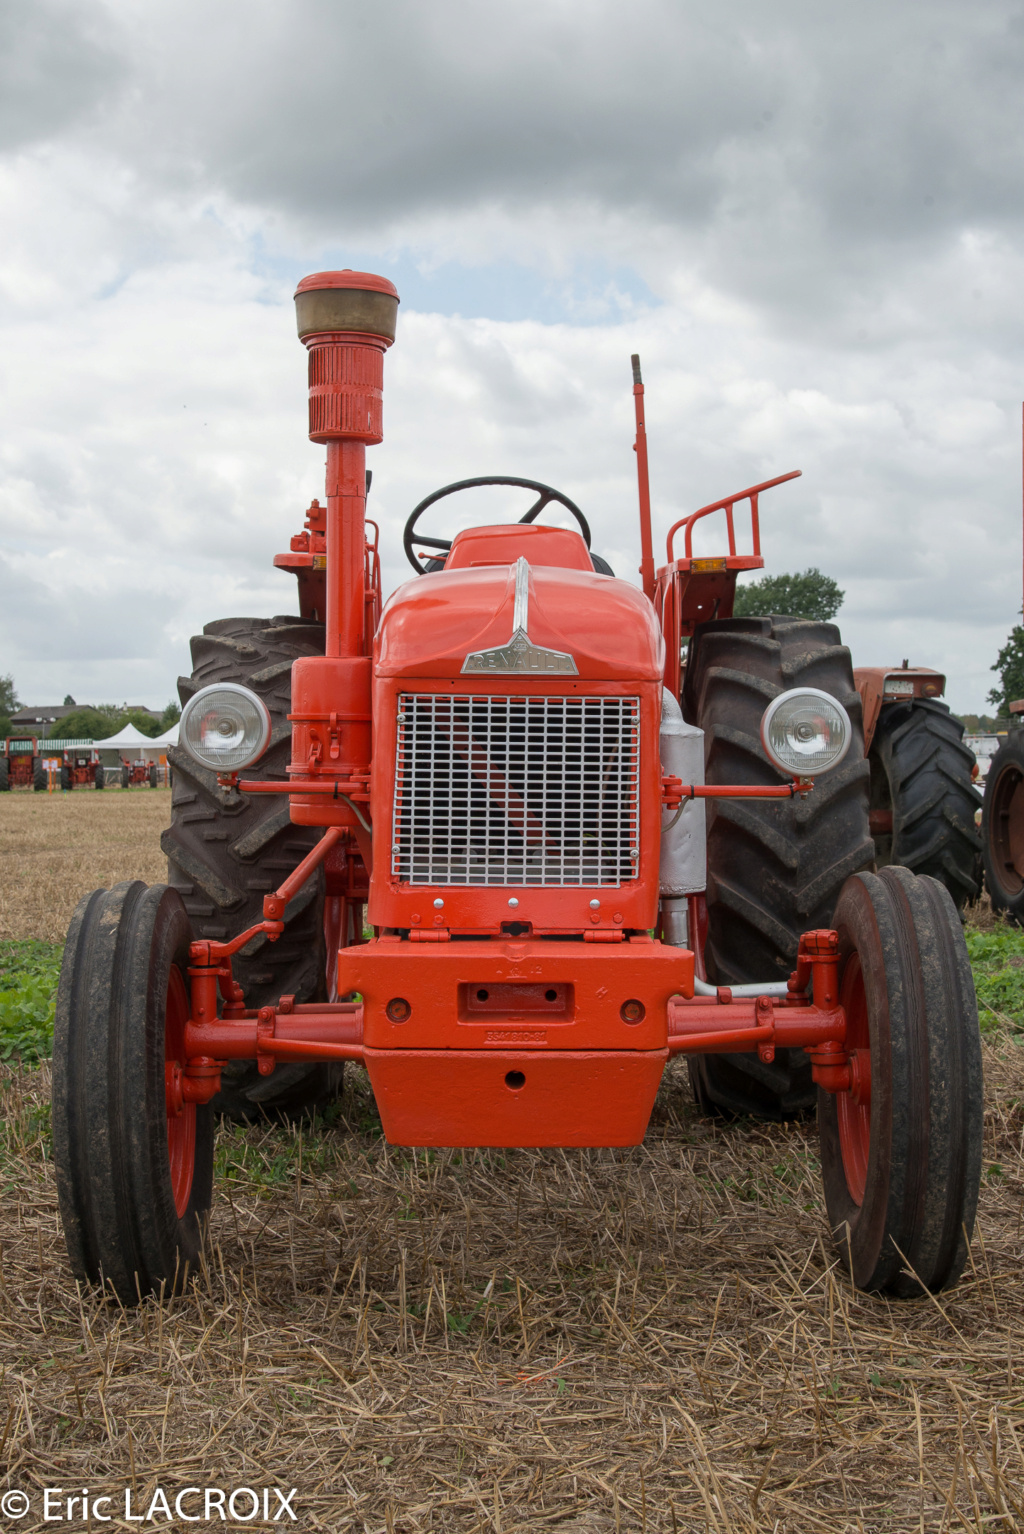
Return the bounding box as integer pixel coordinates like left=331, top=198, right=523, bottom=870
left=161, top=616, right=342, bottom=1121
left=682, top=616, right=874, bottom=1119
left=869, top=699, right=981, bottom=911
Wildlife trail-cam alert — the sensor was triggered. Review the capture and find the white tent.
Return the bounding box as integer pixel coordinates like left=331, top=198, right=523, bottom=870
left=92, top=724, right=166, bottom=758
left=146, top=723, right=179, bottom=748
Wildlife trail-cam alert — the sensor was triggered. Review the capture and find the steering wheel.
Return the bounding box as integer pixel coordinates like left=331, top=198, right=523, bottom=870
left=403, top=476, right=592, bottom=574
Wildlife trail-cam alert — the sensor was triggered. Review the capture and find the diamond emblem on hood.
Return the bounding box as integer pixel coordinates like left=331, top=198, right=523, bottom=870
left=461, top=558, right=578, bottom=675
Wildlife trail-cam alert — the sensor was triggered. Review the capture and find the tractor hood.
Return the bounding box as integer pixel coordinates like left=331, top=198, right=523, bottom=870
left=376, top=561, right=664, bottom=682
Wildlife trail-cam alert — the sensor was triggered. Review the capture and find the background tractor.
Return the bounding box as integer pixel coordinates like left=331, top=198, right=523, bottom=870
left=0, top=735, right=41, bottom=790
left=981, top=701, right=1024, bottom=919
left=856, top=665, right=981, bottom=911
left=53, top=271, right=982, bottom=1308
left=61, top=748, right=102, bottom=789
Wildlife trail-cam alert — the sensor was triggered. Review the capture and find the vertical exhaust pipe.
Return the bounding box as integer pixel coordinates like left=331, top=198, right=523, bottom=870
left=288, top=272, right=399, bottom=851
left=294, top=271, right=400, bottom=658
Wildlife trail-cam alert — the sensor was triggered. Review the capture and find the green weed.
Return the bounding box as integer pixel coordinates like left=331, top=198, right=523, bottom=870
left=0, top=940, right=62, bottom=1064
left=965, top=925, right=1024, bottom=1032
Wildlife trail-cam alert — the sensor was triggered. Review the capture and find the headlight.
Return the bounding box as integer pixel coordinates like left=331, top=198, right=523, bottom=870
left=760, top=687, right=852, bottom=777
left=180, top=683, right=272, bottom=772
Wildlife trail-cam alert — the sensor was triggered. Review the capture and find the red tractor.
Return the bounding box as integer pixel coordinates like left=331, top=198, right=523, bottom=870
left=980, top=700, right=1024, bottom=919
left=62, top=748, right=103, bottom=789
left=0, top=735, right=41, bottom=790
left=118, top=759, right=159, bottom=788
left=53, top=272, right=982, bottom=1306
left=855, top=666, right=981, bottom=911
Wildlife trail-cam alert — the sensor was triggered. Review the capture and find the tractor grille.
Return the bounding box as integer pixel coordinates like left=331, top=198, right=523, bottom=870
left=391, top=693, right=640, bottom=887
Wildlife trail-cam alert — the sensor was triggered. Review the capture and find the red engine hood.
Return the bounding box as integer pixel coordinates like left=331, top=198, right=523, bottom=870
left=375, top=563, right=664, bottom=682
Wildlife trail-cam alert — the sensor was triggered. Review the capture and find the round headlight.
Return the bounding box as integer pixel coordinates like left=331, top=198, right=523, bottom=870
left=760, top=687, right=852, bottom=777
left=180, top=683, right=272, bottom=773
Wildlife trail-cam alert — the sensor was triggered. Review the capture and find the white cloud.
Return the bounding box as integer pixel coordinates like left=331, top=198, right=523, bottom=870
left=1, top=0, right=1023, bottom=714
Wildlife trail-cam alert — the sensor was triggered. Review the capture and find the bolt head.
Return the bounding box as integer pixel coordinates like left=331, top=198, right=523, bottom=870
left=589, top=898, right=600, bottom=909
left=433, top=897, right=444, bottom=909
left=508, top=897, right=519, bottom=908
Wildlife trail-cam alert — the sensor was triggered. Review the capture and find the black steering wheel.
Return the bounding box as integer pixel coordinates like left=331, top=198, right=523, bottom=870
left=403, top=476, right=592, bottom=574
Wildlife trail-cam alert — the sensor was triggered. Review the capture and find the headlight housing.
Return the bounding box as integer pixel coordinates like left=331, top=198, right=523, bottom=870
left=760, top=687, right=852, bottom=777
left=179, top=683, right=272, bottom=773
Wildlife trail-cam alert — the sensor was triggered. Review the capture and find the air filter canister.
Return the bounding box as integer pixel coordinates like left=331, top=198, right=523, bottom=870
left=294, top=271, right=400, bottom=444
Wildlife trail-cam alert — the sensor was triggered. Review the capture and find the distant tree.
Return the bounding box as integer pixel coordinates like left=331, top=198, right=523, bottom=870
left=0, top=673, right=19, bottom=739
left=123, top=708, right=163, bottom=739
left=733, top=568, right=844, bottom=623
left=63, top=694, right=76, bottom=706
left=51, top=705, right=166, bottom=741
left=52, top=708, right=126, bottom=741
left=160, top=700, right=182, bottom=728
left=958, top=714, right=1000, bottom=733
left=988, top=626, right=1024, bottom=716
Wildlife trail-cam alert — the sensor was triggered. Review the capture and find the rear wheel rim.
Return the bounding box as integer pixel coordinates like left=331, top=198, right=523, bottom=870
left=991, top=762, right=1024, bottom=897
left=165, top=964, right=196, bottom=1218
left=837, top=953, right=870, bottom=1206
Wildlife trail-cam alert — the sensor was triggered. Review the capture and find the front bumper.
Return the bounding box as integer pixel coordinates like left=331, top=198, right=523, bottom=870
left=183, top=932, right=850, bottom=1147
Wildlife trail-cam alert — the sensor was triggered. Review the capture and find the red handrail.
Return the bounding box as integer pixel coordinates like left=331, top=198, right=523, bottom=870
left=665, top=470, right=801, bottom=563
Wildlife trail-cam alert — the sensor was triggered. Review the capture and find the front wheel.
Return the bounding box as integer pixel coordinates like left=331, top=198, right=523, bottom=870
left=52, top=882, right=214, bottom=1303
left=819, top=865, right=982, bottom=1294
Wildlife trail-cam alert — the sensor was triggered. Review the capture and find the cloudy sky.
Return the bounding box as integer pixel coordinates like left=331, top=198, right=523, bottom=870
left=2, top=0, right=1023, bottom=715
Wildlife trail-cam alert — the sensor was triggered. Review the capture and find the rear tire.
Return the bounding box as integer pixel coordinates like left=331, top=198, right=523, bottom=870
left=52, top=882, right=213, bottom=1303
left=683, top=615, right=873, bottom=1119
left=149, top=763, right=158, bottom=788
left=981, top=730, right=1024, bottom=923
left=33, top=762, right=47, bottom=791
left=60, top=764, right=71, bottom=792
left=162, top=616, right=342, bottom=1121
left=0, top=759, right=8, bottom=791
left=95, top=765, right=105, bottom=790
left=818, top=866, right=982, bottom=1293
left=121, top=765, right=130, bottom=789
left=869, top=699, right=981, bottom=910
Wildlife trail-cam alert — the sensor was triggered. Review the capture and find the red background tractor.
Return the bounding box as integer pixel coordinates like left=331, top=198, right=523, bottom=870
left=0, top=735, right=40, bottom=790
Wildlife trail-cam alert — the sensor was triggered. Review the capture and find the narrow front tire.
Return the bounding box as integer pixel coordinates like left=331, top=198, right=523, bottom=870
left=52, top=882, right=214, bottom=1303
left=818, top=866, right=982, bottom=1294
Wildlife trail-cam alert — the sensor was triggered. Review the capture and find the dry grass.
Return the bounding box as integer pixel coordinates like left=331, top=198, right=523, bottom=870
left=0, top=789, right=170, bottom=942
left=2, top=1044, right=1024, bottom=1532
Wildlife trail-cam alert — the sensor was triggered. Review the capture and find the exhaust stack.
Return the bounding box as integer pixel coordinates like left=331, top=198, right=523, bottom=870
left=293, top=270, right=399, bottom=657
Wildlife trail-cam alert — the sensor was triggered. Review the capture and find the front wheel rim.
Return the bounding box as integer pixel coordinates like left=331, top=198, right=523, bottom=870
left=165, top=964, right=196, bottom=1218
left=836, top=953, right=870, bottom=1206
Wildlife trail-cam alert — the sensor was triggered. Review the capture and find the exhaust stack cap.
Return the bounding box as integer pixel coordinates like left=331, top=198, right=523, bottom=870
left=294, top=270, right=400, bottom=343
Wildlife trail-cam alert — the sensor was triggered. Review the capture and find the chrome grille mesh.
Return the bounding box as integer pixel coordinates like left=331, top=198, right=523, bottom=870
left=391, top=693, right=640, bottom=887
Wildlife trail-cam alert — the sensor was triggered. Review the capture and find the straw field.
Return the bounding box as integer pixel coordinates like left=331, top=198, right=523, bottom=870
left=0, top=788, right=171, bottom=943
left=1, top=791, right=1024, bottom=1530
